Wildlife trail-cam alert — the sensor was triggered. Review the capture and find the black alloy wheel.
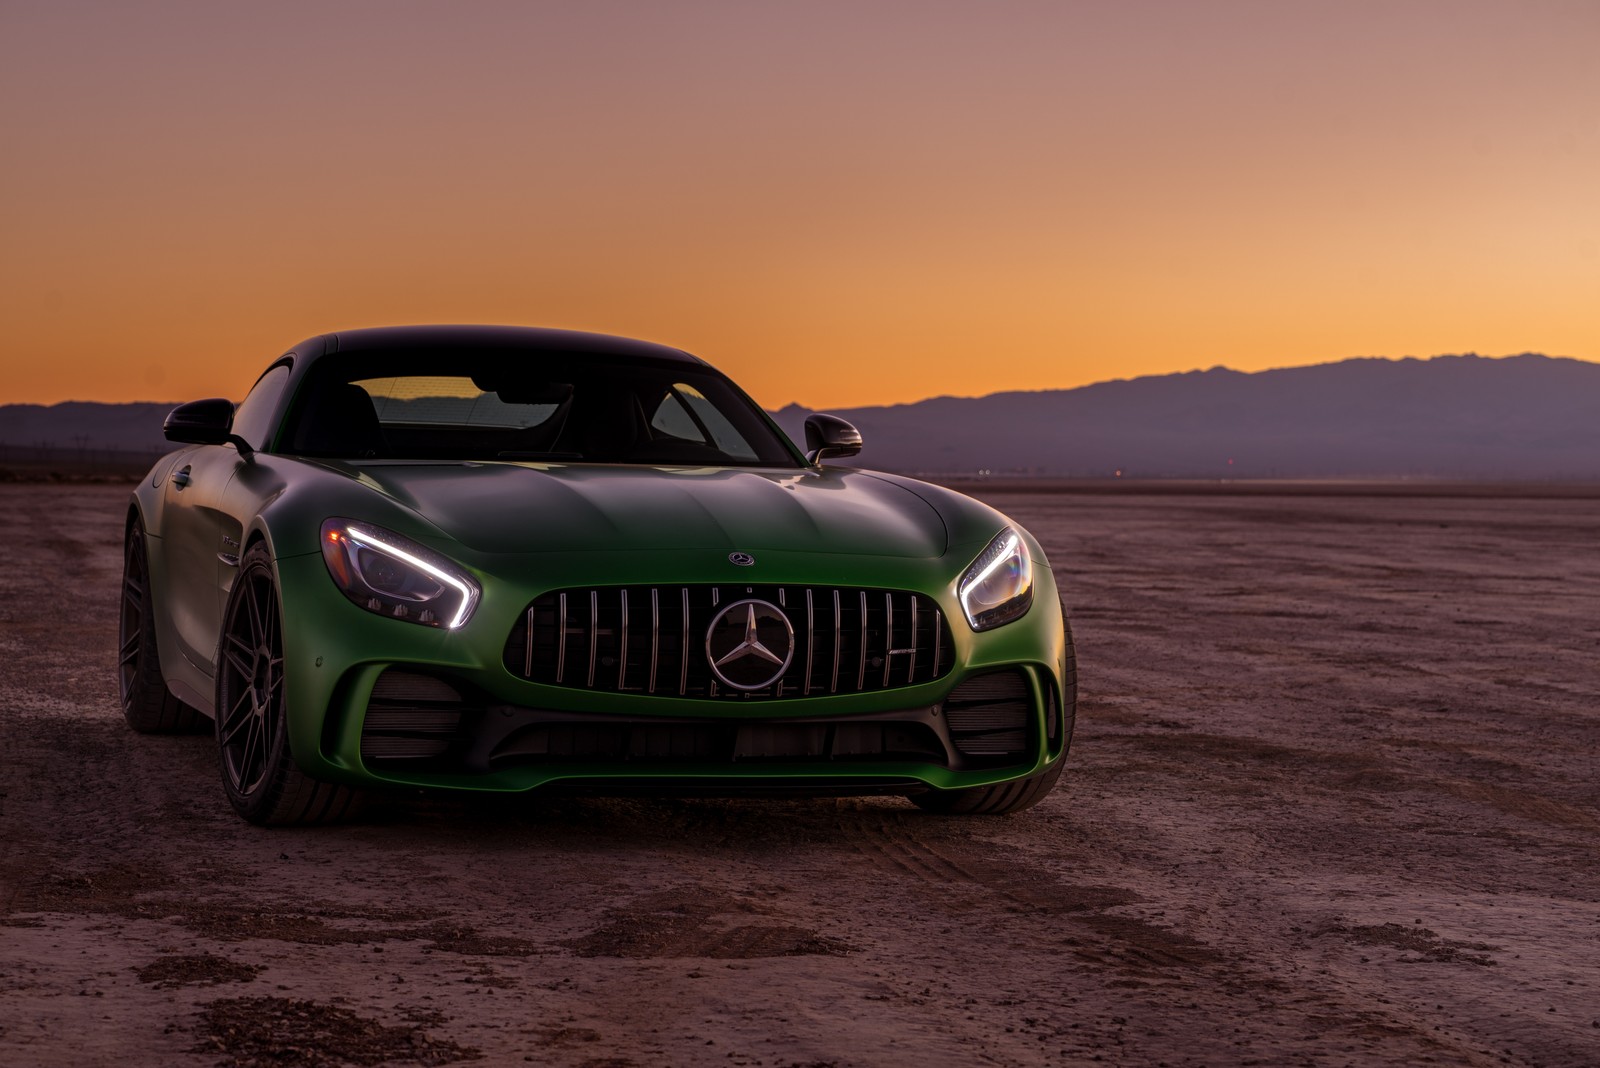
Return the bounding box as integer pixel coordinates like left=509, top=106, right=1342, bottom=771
left=217, top=552, right=285, bottom=799
left=216, top=543, right=358, bottom=826
left=119, top=519, right=204, bottom=733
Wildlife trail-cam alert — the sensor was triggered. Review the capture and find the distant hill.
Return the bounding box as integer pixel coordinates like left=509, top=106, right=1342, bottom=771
left=772, top=354, right=1600, bottom=479
left=4, top=354, right=1597, bottom=478
left=0, top=401, right=176, bottom=457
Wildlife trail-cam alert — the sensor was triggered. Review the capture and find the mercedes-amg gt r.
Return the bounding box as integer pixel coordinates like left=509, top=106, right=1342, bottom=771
left=120, top=327, right=1076, bottom=825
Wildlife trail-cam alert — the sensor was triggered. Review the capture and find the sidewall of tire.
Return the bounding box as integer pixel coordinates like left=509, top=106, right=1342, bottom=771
left=121, top=519, right=205, bottom=734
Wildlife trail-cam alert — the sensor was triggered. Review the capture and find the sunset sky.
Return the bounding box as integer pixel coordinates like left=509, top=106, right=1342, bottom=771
left=2, top=1, right=1597, bottom=409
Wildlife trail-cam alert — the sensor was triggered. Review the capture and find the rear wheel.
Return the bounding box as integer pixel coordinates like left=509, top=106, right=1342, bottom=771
left=912, top=615, right=1077, bottom=816
left=217, top=544, right=358, bottom=826
left=119, top=519, right=206, bottom=733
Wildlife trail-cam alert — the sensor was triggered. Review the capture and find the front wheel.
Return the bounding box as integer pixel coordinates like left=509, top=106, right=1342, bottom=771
left=216, top=544, right=358, bottom=826
left=910, top=757, right=1066, bottom=816
left=912, top=616, right=1077, bottom=816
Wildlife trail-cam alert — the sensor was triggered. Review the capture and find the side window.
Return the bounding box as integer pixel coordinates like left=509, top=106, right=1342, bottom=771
left=231, top=364, right=292, bottom=450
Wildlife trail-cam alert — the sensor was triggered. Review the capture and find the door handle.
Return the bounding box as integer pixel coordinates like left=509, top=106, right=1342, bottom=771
left=171, top=466, right=192, bottom=489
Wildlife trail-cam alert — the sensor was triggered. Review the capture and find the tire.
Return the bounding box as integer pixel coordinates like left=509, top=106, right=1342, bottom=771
left=216, top=543, right=359, bottom=826
left=912, top=614, right=1078, bottom=816
left=119, top=519, right=207, bottom=733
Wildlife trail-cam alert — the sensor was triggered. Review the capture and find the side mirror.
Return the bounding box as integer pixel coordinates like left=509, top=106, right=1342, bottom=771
left=804, top=413, right=863, bottom=465
left=163, top=398, right=254, bottom=459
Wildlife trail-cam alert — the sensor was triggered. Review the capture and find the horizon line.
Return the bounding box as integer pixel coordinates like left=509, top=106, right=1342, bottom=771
left=3, top=349, right=1594, bottom=411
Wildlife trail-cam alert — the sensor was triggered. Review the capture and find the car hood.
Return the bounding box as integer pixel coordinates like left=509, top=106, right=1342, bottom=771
left=338, top=462, right=950, bottom=558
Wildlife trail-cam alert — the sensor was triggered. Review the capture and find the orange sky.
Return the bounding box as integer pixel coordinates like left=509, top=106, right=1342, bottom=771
left=2, top=1, right=1597, bottom=409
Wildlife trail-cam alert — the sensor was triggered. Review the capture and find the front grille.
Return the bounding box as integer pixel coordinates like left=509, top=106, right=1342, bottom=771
left=944, top=670, right=1031, bottom=758
left=505, top=585, right=956, bottom=699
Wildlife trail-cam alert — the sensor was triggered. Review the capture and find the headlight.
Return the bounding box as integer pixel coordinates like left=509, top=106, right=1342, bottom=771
left=320, top=519, right=480, bottom=629
left=958, top=527, right=1033, bottom=631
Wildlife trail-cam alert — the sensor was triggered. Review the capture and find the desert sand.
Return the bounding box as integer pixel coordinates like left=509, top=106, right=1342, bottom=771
left=1, top=481, right=1596, bottom=1067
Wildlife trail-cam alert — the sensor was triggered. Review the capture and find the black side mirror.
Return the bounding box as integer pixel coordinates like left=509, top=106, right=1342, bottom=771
left=804, top=413, right=863, bottom=465
left=163, top=399, right=254, bottom=459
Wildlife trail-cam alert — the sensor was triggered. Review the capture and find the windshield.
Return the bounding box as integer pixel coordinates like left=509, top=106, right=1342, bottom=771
left=279, top=351, right=800, bottom=467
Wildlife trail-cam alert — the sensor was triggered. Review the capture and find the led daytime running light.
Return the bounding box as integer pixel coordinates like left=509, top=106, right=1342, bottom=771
left=343, top=529, right=475, bottom=629
left=322, top=518, right=480, bottom=630
left=959, top=532, right=1019, bottom=620
left=958, top=527, right=1033, bottom=631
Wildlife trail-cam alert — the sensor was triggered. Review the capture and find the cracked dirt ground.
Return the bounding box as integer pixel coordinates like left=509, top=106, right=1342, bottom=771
left=2, top=481, right=1597, bottom=1067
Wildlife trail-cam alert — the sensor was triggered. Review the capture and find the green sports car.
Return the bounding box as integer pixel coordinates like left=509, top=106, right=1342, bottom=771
left=121, top=326, right=1076, bottom=825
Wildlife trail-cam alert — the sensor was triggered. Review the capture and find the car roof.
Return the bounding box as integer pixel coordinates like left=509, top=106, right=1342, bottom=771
left=295, top=325, right=705, bottom=365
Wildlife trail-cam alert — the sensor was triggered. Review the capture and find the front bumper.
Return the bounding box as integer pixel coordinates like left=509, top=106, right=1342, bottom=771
left=273, top=548, right=1071, bottom=796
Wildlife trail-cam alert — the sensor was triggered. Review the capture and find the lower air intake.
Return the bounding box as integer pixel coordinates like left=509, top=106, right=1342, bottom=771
left=361, top=671, right=468, bottom=765
left=943, top=670, right=1031, bottom=758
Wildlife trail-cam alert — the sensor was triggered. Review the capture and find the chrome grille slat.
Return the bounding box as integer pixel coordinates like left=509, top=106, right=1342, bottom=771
left=882, top=593, right=893, bottom=688
left=831, top=589, right=841, bottom=694
left=556, top=592, right=567, bottom=684
left=679, top=588, right=690, bottom=696
left=803, top=589, right=814, bottom=696
left=649, top=588, right=660, bottom=694
left=857, top=591, right=867, bottom=690
left=618, top=589, right=629, bottom=691
left=908, top=597, right=918, bottom=685
left=587, top=590, right=598, bottom=688
left=508, top=584, right=955, bottom=700
left=524, top=605, right=535, bottom=677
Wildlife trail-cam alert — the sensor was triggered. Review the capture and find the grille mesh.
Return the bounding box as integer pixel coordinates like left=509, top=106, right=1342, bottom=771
left=505, top=585, right=956, bottom=699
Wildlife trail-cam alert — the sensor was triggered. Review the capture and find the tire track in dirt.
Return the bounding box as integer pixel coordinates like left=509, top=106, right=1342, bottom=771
left=560, top=885, right=852, bottom=960
left=836, top=815, right=1230, bottom=982
left=831, top=811, right=1509, bottom=1065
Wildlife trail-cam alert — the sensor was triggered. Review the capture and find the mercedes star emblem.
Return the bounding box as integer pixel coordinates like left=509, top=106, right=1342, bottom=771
left=704, top=598, right=794, bottom=691
left=728, top=551, right=756, bottom=566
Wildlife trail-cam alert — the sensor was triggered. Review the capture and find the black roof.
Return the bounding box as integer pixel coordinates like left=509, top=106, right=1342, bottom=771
left=298, top=325, right=703, bottom=364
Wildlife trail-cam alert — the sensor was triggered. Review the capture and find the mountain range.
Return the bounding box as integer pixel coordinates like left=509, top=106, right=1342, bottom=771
left=3, top=353, right=1597, bottom=478
left=772, top=353, right=1600, bottom=478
